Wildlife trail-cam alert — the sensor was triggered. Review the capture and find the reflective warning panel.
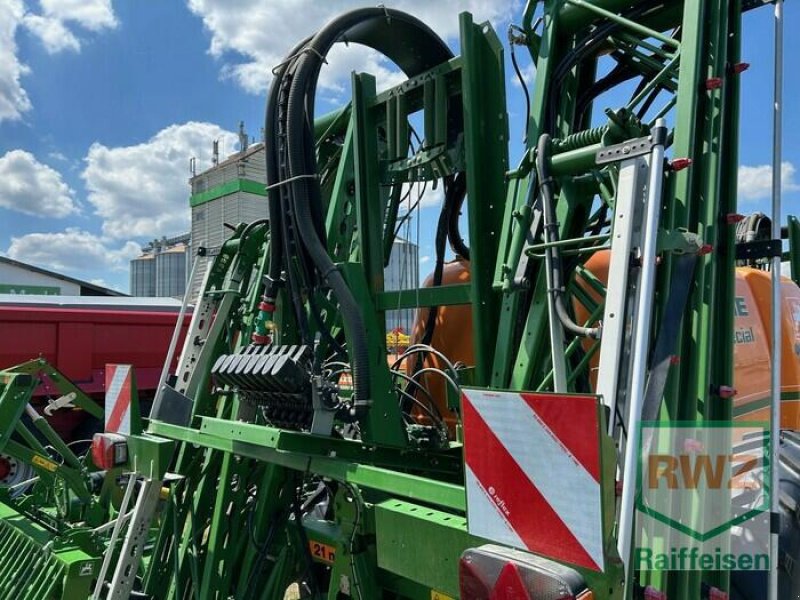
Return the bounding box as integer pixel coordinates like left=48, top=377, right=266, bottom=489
left=461, top=389, right=605, bottom=572
left=105, top=364, right=135, bottom=435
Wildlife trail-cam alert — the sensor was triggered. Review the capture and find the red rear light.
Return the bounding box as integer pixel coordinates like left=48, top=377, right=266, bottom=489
left=643, top=587, right=667, bottom=600
left=91, top=433, right=128, bottom=469
left=460, top=554, right=493, bottom=599
left=490, top=563, right=533, bottom=600
left=460, top=545, right=588, bottom=600
left=701, top=583, right=728, bottom=600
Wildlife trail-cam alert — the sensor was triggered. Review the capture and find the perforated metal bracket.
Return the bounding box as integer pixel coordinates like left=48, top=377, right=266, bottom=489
left=595, top=136, right=654, bottom=165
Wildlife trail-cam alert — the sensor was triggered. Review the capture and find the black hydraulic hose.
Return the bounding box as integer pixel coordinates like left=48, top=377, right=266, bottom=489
left=265, top=38, right=310, bottom=300
left=446, top=173, right=469, bottom=260
left=536, top=134, right=600, bottom=339
left=420, top=175, right=455, bottom=347
left=283, top=7, right=454, bottom=407
left=273, top=47, right=316, bottom=343
left=402, top=175, right=455, bottom=414
left=545, top=0, right=664, bottom=134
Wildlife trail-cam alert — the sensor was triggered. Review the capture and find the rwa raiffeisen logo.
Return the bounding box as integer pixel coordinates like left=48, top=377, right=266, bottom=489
left=635, top=422, right=770, bottom=571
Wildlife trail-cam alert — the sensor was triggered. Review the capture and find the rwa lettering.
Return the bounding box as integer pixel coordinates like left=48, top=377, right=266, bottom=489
left=648, top=453, right=759, bottom=490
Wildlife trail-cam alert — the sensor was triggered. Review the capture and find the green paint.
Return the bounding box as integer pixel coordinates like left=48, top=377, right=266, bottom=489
left=189, top=178, right=267, bottom=207
left=0, top=284, right=60, bottom=295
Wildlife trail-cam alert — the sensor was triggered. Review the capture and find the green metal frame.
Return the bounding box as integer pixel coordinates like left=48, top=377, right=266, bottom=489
left=0, top=1, right=778, bottom=598
left=134, top=2, right=753, bottom=597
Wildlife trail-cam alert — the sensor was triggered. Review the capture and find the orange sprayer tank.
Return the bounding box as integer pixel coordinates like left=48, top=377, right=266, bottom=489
left=415, top=251, right=800, bottom=433
left=573, top=250, right=800, bottom=427
left=409, top=257, right=474, bottom=437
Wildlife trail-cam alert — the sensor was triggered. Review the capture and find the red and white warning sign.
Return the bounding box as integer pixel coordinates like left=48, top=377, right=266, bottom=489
left=462, top=389, right=605, bottom=572
left=105, top=364, right=134, bottom=435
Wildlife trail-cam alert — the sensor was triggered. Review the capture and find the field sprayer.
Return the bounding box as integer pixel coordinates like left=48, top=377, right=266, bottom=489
left=0, top=1, right=798, bottom=599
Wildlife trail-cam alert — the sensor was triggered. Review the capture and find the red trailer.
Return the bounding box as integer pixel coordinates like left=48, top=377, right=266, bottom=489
left=0, top=295, right=191, bottom=438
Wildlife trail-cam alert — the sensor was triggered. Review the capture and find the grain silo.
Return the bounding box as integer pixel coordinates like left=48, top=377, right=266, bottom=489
left=129, top=254, right=156, bottom=296
left=155, top=245, right=188, bottom=297
left=130, top=234, right=190, bottom=297
left=189, top=125, right=269, bottom=301
left=384, top=238, right=419, bottom=333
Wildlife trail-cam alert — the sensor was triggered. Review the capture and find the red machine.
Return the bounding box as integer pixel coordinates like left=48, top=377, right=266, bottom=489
left=0, top=296, right=190, bottom=437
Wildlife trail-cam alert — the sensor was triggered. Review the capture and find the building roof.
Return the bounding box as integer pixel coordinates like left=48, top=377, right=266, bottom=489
left=0, top=256, right=127, bottom=297
left=190, top=143, right=265, bottom=183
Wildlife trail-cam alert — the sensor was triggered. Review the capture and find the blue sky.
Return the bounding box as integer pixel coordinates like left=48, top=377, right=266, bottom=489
left=0, top=0, right=797, bottom=293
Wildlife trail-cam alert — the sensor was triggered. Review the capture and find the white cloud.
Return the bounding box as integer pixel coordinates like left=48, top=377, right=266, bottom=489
left=738, top=161, right=800, bottom=201
left=0, top=0, right=30, bottom=123
left=23, top=0, right=117, bottom=53
left=187, top=0, right=517, bottom=97
left=22, top=14, right=80, bottom=53
left=0, top=150, right=78, bottom=217
left=6, top=228, right=140, bottom=274
left=38, top=0, right=118, bottom=32
left=48, top=151, right=69, bottom=162
left=0, top=0, right=117, bottom=121
left=82, top=121, right=237, bottom=239
left=419, top=255, right=431, bottom=264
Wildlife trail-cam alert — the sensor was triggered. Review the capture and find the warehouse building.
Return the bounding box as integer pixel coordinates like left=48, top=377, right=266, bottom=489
left=0, top=256, right=123, bottom=297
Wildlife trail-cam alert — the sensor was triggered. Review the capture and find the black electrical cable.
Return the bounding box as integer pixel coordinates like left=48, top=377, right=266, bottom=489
left=401, top=173, right=465, bottom=414
left=575, top=58, right=638, bottom=122
left=446, top=172, right=469, bottom=259
left=545, top=0, right=665, bottom=135
left=292, top=481, right=319, bottom=596
left=510, top=38, right=532, bottom=145
left=419, top=174, right=456, bottom=349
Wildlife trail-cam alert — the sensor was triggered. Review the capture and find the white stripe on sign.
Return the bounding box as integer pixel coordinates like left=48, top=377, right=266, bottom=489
left=105, top=365, right=131, bottom=434
left=465, top=465, right=527, bottom=550
left=467, top=390, right=604, bottom=571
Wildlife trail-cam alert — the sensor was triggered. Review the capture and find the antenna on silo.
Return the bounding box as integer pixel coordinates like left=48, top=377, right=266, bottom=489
left=238, top=121, right=248, bottom=153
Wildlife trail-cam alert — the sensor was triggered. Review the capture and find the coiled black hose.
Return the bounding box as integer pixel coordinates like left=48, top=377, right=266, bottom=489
left=274, top=7, right=454, bottom=407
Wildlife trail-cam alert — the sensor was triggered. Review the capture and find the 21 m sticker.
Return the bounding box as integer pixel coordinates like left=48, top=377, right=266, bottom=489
left=309, top=540, right=336, bottom=564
